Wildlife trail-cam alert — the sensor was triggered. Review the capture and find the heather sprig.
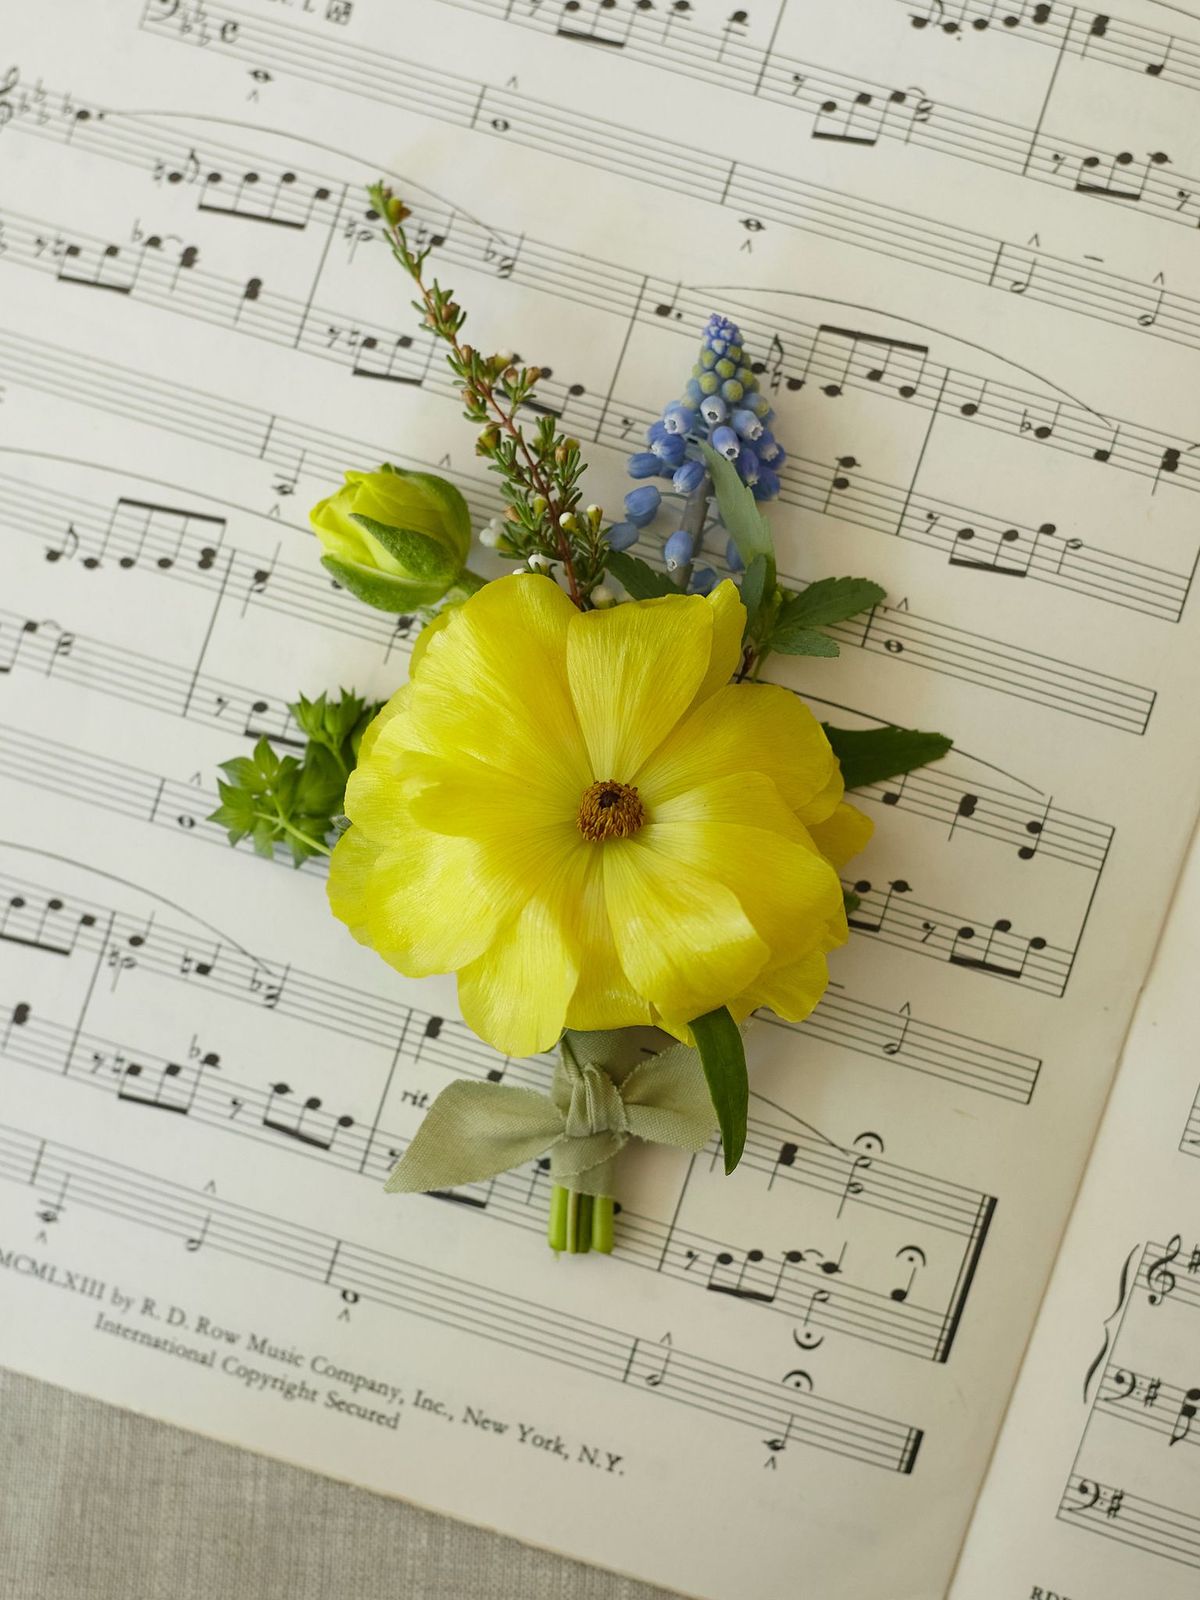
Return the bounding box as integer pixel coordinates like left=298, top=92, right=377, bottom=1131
left=368, top=182, right=608, bottom=605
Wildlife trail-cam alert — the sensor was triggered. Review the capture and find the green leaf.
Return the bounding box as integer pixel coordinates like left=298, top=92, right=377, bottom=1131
left=689, top=1006, right=748, bottom=1175
left=823, top=724, right=953, bottom=790
left=738, top=553, right=769, bottom=636
left=843, top=888, right=862, bottom=915
left=216, top=756, right=261, bottom=791
left=321, top=554, right=447, bottom=612
left=604, top=548, right=676, bottom=599
left=769, top=624, right=841, bottom=658
left=210, top=689, right=380, bottom=866
left=776, top=576, right=885, bottom=631
left=350, top=516, right=460, bottom=584
left=700, top=444, right=775, bottom=591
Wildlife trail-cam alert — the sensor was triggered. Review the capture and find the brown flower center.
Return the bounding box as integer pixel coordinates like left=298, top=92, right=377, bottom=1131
left=577, top=779, right=646, bottom=843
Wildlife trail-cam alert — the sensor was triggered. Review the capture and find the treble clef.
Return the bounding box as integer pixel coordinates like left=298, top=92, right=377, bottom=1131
left=1146, top=1235, right=1181, bottom=1307
left=0, top=66, right=18, bottom=132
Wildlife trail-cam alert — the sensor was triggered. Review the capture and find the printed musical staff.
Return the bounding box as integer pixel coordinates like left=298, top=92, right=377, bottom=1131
left=1096, top=1364, right=1200, bottom=1452
left=444, top=0, right=1200, bottom=234
left=10, top=82, right=1200, bottom=512
left=0, top=983, right=989, bottom=1364
left=4, top=203, right=1186, bottom=627
left=903, top=0, right=1200, bottom=102
left=1059, top=1476, right=1200, bottom=1568
left=1057, top=1238, right=1200, bottom=1572
left=139, top=3, right=1200, bottom=357
left=0, top=763, right=1042, bottom=1121
left=0, top=343, right=1155, bottom=736
left=0, top=1118, right=924, bottom=1473
left=2, top=450, right=1124, bottom=882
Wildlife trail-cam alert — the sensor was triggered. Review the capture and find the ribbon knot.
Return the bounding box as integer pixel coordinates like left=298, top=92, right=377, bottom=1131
left=385, top=1031, right=717, bottom=1200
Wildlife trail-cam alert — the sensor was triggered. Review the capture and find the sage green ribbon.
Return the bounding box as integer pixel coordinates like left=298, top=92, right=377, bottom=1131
left=385, top=1032, right=718, bottom=1200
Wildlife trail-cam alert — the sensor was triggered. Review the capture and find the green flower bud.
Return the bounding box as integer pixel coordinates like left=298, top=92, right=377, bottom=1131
left=310, top=465, right=472, bottom=612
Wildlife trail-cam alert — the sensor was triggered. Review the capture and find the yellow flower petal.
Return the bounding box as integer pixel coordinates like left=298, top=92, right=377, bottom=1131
left=409, top=608, right=454, bottom=676
left=405, top=575, right=590, bottom=794
left=601, top=837, right=768, bottom=1020
left=808, top=801, right=874, bottom=870
left=796, top=762, right=844, bottom=826
left=638, top=682, right=836, bottom=812
left=644, top=775, right=844, bottom=956
left=735, top=949, right=831, bottom=1024
left=564, top=859, right=654, bottom=1032
left=457, top=847, right=587, bottom=1057
left=567, top=593, right=713, bottom=781
left=410, top=752, right=578, bottom=835
left=328, top=822, right=508, bottom=978
left=357, top=684, right=411, bottom=764
left=692, top=579, right=745, bottom=707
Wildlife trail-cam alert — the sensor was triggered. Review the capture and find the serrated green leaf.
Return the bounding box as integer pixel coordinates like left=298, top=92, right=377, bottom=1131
left=823, top=724, right=953, bottom=790
left=251, top=819, right=278, bottom=858
left=290, top=693, right=327, bottom=742
left=738, top=553, right=769, bottom=637
left=699, top=444, right=775, bottom=592
left=776, top=576, right=885, bottom=631
left=769, top=624, right=841, bottom=657
left=604, top=548, right=676, bottom=599
left=251, top=736, right=280, bottom=780
left=689, top=1006, right=748, bottom=1175
left=217, top=756, right=261, bottom=790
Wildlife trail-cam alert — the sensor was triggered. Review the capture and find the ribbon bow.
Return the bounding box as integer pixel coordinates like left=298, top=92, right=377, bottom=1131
left=386, top=1031, right=718, bottom=1200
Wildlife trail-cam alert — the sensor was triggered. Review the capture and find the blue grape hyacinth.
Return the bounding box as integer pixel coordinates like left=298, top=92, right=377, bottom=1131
left=614, top=313, right=787, bottom=595
left=625, top=315, right=786, bottom=505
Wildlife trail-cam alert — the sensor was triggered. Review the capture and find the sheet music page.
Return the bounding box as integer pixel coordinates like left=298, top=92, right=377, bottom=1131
left=1, top=3, right=1199, bottom=1597
left=950, top=822, right=1200, bottom=1600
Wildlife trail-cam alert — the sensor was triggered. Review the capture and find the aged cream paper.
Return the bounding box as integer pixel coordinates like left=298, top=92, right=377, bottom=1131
left=2, top=2, right=1200, bottom=1596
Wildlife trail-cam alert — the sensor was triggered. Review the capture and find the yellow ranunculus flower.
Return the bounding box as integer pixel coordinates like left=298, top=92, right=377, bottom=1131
left=328, top=575, right=871, bottom=1057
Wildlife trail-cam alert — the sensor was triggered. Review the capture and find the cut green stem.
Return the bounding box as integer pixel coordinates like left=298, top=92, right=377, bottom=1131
left=591, top=1195, right=614, bottom=1254
left=547, top=1183, right=568, bottom=1252
left=548, top=1184, right=613, bottom=1255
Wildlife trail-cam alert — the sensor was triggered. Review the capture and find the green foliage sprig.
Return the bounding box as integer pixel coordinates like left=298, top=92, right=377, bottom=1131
left=368, top=182, right=608, bottom=606
left=209, top=691, right=381, bottom=866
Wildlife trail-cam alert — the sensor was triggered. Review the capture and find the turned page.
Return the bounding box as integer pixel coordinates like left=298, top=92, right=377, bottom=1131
left=950, top=821, right=1200, bottom=1599
left=3, top=4, right=1200, bottom=1599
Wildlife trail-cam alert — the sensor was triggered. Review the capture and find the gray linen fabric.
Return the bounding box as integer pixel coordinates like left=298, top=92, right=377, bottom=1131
left=0, top=1369, right=674, bottom=1600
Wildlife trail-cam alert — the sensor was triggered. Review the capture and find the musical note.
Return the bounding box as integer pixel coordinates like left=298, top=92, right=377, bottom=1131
left=949, top=920, right=1047, bottom=981
left=55, top=238, right=145, bottom=295
left=881, top=1003, right=911, bottom=1057
left=642, top=1334, right=673, bottom=1388
left=706, top=1248, right=779, bottom=1304
left=36, top=1172, right=69, bottom=1225
left=3, top=1001, right=31, bottom=1047
left=351, top=331, right=436, bottom=386
left=262, top=1082, right=354, bottom=1151
left=117, top=1058, right=207, bottom=1116
left=44, top=524, right=79, bottom=564
left=1170, top=1387, right=1200, bottom=1446
left=0, top=893, right=78, bottom=956
left=847, top=879, right=911, bottom=935
left=890, top=1246, right=926, bottom=1303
